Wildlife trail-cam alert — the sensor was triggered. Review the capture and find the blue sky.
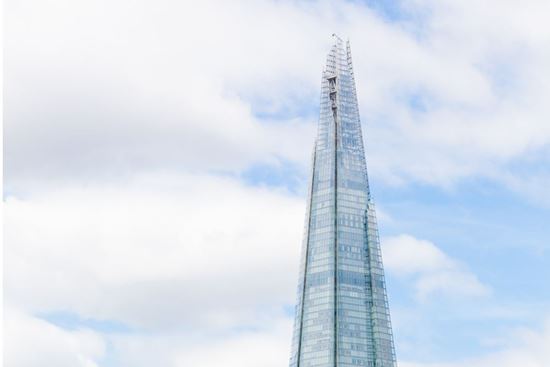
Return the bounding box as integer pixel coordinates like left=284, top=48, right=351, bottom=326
left=4, top=0, right=550, bottom=366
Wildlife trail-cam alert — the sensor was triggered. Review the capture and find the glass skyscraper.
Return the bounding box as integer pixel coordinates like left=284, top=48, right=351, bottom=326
left=289, top=36, right=398, bottom=367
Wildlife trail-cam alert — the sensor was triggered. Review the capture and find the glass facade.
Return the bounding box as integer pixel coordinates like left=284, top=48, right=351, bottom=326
left=289, top=36, right=397, bottom=367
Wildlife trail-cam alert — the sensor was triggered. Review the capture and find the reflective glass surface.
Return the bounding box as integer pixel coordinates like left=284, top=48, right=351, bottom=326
left=289, top=37, right=397, bottom=367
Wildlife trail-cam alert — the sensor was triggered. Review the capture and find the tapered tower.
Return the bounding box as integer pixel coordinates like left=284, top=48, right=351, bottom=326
left=289, top=35, right=397, bottom=367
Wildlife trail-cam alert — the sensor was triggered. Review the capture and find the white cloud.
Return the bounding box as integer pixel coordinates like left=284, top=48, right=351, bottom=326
left=4, top=306, right=105, bottom=367
left=5, top=0, right=550, bottom=200
left=4, top=174, right=304, bottom=330
left=359, top=0, right=550, bottom=193
left=4, top=174, right=305, bottom=367
left=3, top=172, right=301, bottom=366
left=400, top=317, right=550, bottom=367
left=382, top=234, right=489, bottom=300
left=5, top=0, right=322, bottom=192
left=104, top=316, right=293, bottom=367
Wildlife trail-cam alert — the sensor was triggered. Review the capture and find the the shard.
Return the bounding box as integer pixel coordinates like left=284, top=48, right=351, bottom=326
left=289, top=35, right=398, bottom=367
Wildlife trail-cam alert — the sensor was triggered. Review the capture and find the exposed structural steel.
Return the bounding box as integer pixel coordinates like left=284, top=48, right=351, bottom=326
left=289, top=36, right=398, bottom=367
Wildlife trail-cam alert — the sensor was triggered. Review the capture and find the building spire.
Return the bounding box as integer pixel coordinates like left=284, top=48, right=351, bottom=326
left=288, top=36, right=397, bottom=367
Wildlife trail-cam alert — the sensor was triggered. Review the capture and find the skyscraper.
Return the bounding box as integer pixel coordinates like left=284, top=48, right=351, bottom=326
left=289, top=35, right=398, bottom=367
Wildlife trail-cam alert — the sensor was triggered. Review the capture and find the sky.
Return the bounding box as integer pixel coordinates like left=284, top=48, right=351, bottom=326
left=3, top=0, right=550, bottom=366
